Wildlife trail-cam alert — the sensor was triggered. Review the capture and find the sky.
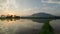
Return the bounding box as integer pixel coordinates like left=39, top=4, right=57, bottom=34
left=0, top=0, right=60, bottom=16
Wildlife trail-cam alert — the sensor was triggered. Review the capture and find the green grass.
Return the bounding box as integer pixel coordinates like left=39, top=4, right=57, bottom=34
left=38, top=20, right=53, bottom=34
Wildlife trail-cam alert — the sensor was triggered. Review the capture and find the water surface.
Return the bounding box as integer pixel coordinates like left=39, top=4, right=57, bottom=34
left=0, top=19, right=60, bottom=34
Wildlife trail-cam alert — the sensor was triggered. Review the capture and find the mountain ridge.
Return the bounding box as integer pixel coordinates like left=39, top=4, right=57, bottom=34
left=31, top=13, right=55, bottom=17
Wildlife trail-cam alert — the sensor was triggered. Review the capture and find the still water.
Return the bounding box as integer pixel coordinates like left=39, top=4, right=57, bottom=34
left=0, top=19, right=60, bottom=34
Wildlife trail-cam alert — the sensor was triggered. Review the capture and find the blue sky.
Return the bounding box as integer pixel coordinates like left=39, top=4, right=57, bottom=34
left=0, top=0, right=60, bottom=16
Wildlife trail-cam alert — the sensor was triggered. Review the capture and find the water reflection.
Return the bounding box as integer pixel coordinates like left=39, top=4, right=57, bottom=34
left=50, top=19, right=60, bottom=34
left=0, top=18, right=59, bottom=34
left=0, top=18, right=43, bottom=34
left=38, top=20, right=56, bottom=34
left=0, top=18, right=20, bottom=22
left=31, top=19, right=54, bottom=23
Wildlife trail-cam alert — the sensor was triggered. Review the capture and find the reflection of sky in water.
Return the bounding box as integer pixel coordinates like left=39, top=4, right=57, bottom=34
left=50, top=19, right=60, bottom=32
left=0, top=19, right=44, bottom=34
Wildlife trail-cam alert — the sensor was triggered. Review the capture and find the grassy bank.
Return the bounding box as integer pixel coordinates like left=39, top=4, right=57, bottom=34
left=38, top=20, right=53, bottom=34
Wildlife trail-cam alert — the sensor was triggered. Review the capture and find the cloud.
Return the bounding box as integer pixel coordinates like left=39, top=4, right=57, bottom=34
left=0, top=0, right=6, bottom=3
left=25, top=4, right=60, bottom=16
left=41, top=0, right=60, bottom=4
left=0, top=0, right=60, bottom=16
left=17, top=6, right=54, bottom=16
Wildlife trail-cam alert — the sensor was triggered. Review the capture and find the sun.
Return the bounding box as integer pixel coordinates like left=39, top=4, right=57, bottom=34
left=8, top=13, right=15, bottom=15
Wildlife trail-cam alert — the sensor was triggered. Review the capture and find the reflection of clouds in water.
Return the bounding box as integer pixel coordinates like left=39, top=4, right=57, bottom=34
left=0, top=19, right=18, bottom=34
left=50, top=19, right=60, bottom=32
left=0, top=19, right=43, bottom=34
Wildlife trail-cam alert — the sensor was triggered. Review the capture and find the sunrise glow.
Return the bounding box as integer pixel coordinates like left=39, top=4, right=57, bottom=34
left=8, top=13, right=15, bottom=15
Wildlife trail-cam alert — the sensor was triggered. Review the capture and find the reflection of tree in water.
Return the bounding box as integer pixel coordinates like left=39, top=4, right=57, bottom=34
left=0, top=18, right=20, bottom=22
